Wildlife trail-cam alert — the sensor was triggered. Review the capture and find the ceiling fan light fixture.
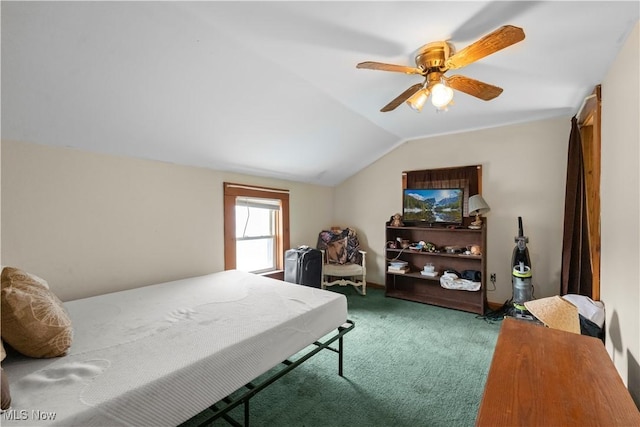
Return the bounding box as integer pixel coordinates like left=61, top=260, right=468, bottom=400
left=431, top=82, right=454, bottom=108
left=406, top=89, right=429, bottom=112
left=357, top=25, right=525, bottom=113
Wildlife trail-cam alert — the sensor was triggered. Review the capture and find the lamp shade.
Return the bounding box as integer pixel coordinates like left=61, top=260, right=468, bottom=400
left=406, top=89, right=429, bottom=112
left=430, top=83, right=453, bottom=108
left=468, top=194, right=490, bottom=216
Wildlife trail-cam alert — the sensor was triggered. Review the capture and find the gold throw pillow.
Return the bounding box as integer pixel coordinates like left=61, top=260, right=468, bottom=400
left=1, top=267, right=73, bottom=358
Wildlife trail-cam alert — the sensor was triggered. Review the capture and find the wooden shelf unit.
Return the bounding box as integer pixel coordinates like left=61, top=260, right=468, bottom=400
left=385, top=222, right=487, bottom=314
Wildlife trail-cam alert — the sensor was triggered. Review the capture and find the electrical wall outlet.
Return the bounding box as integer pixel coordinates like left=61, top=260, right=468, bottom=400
left=490, top=273, right=497, bottom=282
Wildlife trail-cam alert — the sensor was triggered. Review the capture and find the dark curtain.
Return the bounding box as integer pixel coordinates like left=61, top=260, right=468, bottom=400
left=560, top=117, right=592, bottom=296
left=405, top=165, right=480, bottom=215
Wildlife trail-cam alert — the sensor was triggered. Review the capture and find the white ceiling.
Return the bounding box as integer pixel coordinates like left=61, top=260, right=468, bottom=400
left=2, top=1, right=638, bottom=186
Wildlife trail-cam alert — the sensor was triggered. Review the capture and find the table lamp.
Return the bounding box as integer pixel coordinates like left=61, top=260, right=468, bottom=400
left=468, top=194, right=490, bottom=229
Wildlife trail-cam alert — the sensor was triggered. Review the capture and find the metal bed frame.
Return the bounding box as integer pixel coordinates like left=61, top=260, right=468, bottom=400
left=188, top=320, right=355, bottom=427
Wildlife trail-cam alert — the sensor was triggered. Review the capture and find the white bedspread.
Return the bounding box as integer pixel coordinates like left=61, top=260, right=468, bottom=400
left=1, top=270, right=348, bottom=426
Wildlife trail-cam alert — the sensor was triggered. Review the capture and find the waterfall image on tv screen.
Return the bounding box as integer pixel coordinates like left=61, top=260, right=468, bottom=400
left=403, top=188, right=463, bottom=224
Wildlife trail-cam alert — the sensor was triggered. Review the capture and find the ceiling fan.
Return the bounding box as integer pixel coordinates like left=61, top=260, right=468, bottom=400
left=356, top=25, right=525, bottom=112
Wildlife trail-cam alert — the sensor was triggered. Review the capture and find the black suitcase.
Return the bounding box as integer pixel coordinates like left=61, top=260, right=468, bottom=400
left=284, top=246, right=322, bottom=288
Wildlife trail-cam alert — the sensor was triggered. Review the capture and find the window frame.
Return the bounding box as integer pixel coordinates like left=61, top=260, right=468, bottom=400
left=223, top=182, right=290, bottom=276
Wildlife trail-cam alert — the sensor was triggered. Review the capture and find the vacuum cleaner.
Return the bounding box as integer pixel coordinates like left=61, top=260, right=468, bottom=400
left=510, top=217, right=534, bottom=319
left=477, top=216, right=536, bottom=322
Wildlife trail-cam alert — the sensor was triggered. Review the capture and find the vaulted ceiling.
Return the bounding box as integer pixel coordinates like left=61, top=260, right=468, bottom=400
left=2, top=1, right=638, bottom=185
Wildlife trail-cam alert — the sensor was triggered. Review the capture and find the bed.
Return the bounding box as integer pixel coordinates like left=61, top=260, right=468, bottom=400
left=1, top=269, right=352, bottom=426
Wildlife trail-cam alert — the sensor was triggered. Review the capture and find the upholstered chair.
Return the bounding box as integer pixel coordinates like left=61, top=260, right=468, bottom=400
left=317, top=228, right=366, bottom=295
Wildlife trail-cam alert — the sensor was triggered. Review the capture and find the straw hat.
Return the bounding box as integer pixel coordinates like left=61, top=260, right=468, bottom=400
left=524, top=296, right=581, bottom=334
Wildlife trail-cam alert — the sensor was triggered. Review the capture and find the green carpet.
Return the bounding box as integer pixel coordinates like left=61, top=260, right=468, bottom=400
left=182, top=287, right=501, bottom=427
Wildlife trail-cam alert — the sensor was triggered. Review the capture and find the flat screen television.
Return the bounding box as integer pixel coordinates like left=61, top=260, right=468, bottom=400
left=402, top=188, right=464, bottom=225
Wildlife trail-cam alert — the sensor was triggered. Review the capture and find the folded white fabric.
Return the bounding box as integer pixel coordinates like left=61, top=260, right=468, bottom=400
left=562, top=294, right=605, bottom=328
left=439, top=272, right=480, bottom=292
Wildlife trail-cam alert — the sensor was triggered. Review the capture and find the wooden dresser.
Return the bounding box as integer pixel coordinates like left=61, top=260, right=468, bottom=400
left=476, top=317, right=640, bottom=426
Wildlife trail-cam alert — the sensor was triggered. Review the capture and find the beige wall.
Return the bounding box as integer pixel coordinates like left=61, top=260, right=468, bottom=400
left=335, top=117, right=570, bottom=304
left=600, top=21, right=639, bottom=399
left=3, top=115, right=571, bottom=307
left=1, top=140, right=333, bottom=301
left=0, top=140, right=2, bottom=266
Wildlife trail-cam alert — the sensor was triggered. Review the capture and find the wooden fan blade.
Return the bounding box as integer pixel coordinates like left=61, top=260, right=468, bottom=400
left=381, top=83, right=423, bottom=112
left=445, top=25, right=525, bottom=70
left=357, top=61, right=423, bottom=75
left=447, top=75, right=503, bottom=101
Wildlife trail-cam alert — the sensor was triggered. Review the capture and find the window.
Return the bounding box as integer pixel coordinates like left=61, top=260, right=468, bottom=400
left=223, top=183, right=290, bottom=275
left=235, top=197, right=279, bottom=273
